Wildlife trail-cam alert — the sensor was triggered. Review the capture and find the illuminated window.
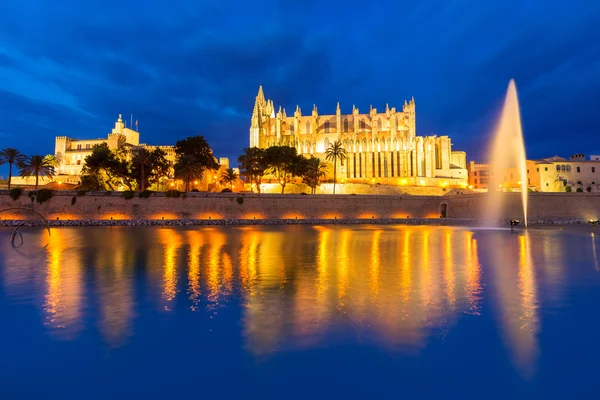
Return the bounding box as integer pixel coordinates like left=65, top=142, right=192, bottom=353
left=360, top=120, right=366, bottom=130
left=344, top=119, right=349, bottom=132
left=556, top=165, right=560, bottom=171
left=324, top=138, right=330, bottom=149
left=567, top=165, right=571, bottom=172
left=378, top=118, right=382, bottom=130
left=324, top=121, right=330, bottom=133
left=86, top=144, right=90, bottom=149
left=305, top=121, right=311, bottom=134
left=290, top=124, right=294, bottom=134
left=77, top=144, right=82, bottom=150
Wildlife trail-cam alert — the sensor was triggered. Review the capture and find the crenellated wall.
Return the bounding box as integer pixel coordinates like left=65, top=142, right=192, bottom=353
left=0, top=191, right=598, bottom=223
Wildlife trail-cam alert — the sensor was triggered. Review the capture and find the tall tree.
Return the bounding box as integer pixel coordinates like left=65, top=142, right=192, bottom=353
left=0, top=148, right=26, bottom=190
left=129, top=147, right=168, bottom=191
left=20, top=155, right=55, bottom=191
left=238, top=147, right=267, bottom=193
left=264, top=146, right=304, bottom=194
left=325, top=140, right=347, bottom=194
left=220, top=168, right=239, bottom=191
left=81, top=143, right=132, bottom=191
left=44, top=154, right=59, bottom=175
left=302, top=157, right=329, bottom=194
left=174, top=154, right=205, bottom=192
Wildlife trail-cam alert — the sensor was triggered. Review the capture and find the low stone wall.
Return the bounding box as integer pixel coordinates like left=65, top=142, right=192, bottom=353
left=0, top=190, right=598, bottom=224
left=258, top=182, right=459, bottom=196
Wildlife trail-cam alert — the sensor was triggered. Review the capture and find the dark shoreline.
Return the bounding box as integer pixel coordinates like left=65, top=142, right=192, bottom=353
left=0, top=217, right=592, bottom=227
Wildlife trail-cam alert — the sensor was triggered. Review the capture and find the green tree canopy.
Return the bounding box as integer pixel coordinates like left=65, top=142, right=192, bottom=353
left=20, top=155, right=55, bottom=191
left=302, top=157, right=329, bottom=194
left=238, top=147, right=268, bottom=193
left=130, top=147, right=170, bottom=191
left=81, top=143, right=133, bottom=191
left=264, top=146, right=304, bottom=194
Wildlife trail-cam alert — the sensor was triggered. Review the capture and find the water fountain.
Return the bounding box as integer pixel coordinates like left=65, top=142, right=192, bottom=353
left=483, top=79, right=528, bottom=228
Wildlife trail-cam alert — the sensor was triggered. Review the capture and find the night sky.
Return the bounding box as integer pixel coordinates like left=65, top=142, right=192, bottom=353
left=1, top=0, right=599, bottom=177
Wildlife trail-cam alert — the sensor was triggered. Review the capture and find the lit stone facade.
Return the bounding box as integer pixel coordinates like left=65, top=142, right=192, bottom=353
left=502, top=155, right=600, bottom=192
left=54, top=114, right=174, bottom=176
left=250, top=86, right=467, bottom=186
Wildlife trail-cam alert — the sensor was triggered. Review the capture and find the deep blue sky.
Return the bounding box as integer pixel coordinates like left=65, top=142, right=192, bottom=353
left=1, top=0, right=599, bottom=177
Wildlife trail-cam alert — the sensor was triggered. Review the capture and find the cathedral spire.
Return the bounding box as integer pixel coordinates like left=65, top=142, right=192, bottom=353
left=336, top=102, right=341, bottom=115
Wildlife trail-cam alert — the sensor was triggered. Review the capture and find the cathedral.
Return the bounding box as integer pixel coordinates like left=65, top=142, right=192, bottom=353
left=250, top=86, right=468, bottom=186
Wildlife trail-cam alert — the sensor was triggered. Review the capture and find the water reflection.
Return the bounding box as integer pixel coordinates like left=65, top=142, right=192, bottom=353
left=43, top=229, right=83, bottom=339
left=0, top=224, right=577, bottom=369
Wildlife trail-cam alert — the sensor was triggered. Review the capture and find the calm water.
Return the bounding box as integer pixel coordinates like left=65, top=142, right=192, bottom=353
left=1, top=225, right=599, bottom=399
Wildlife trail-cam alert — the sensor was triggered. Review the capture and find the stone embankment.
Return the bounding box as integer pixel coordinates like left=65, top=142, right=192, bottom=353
left=0, top=217, right=593, bottom=228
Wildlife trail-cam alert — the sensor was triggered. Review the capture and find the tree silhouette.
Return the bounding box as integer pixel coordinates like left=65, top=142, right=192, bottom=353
left=0, top=148, right=26, bottom=190
left=20, top=155, right=55, bottom=191
left=220, top=168, right=239, bottom=191
left=325, top=140, right=347, bottom=194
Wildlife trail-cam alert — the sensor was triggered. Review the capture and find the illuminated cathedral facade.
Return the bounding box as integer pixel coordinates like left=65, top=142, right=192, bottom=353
left=250, top=86, right=467, bottom=186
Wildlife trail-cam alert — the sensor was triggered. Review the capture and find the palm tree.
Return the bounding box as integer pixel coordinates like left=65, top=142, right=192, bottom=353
left=303, top=157, right=328, bottom=194
left=0, top=148, right=26, bottom=190
left=325, top=140, right=347, bottom=194
left=220, top=168, right=239, bottom=191
left=174, top=154, right=203, bottom=192
left=20, top=155, right=55, bottom=190
left=44, top=154, right=59, bottom=175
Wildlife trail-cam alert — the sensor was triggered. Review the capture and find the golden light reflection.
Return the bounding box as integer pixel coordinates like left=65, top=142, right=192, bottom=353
left=186, top=230, right=204, bottom=310
left=158, top=228, right=182, bottom=310
left=369, top=229, right=382, bottom=301
left=443, top=229, right=456, bottom=308
left=43, top=228, right=83, bottom=339
left=337, top=229, right=350, bottom=309
left=95, top=229, right=134, bottom=347
left=464, top=232, right=482, bottom=315
left=592, top=233, right=599, bottom=271
left=207, top=230, right=227, bottom=307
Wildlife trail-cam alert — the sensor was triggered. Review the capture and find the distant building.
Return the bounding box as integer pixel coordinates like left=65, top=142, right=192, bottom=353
left=250, top=86, right=468, bottom=187
left=466, top=161, right=492, bottom=189
left=12, top=114, right=229, bottom=190
left=473, top=154, right=600, bottom=193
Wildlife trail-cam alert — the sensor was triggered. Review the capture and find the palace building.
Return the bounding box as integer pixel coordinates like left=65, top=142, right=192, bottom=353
left=250, top=86, right=468, bottom=186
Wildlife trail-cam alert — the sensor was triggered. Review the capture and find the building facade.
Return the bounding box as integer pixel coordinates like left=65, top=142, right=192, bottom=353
left=250, top=86, right=467, bottom=186
left=468, top=154, right=600, bottom=193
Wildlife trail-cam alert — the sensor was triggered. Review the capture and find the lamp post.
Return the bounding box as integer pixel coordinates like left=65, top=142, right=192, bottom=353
left=590, top=219, right=599, bottom=231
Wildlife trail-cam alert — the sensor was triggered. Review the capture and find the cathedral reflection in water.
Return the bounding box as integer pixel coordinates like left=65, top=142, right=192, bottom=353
left=1, top=225, right=573, bottom=374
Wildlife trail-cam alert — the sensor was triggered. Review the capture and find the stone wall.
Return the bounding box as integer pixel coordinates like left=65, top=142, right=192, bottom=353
left=0, top=191, right=598, bottom=223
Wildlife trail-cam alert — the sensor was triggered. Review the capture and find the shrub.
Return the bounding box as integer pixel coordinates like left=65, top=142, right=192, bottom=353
left=300, top=192, right=308, bottom=195
left=77, top=190, right=87, bottom=196
left=236, top=197, right=244, bottom=205
left=576, top=188, right=583, bottom=192
left=221, top=188, right=232, bottom=193
left=191, top=188, right=200, bottom=192
left=35, top=189, right=54, bottom=204
left=139, top=190, right=153, bottom=199
left=71, top=196, right=77, bottom=206
left=9, top=188, right=23, bottom=201
left=565, top=186, right=572, bottom=192
left=165, top=189, right=182, bottom=198
left=587, top=187, right=592, bottom=193
left=122, top=190, right=135, bottom=200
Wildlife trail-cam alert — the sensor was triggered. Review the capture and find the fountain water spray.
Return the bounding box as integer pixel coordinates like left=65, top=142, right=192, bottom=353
left=484, top=80, right=528, bottom=227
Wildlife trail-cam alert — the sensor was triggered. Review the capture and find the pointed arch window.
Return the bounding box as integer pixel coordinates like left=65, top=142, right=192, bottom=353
left=344, top=119, right=349, bottom=132
left=324, top=137, right=330, bottom=150
left=324, top=121, right=330, bottom=133
left=305, top=121, right=311, bottom=134
left=360, top=120, right=366, bottom=130
left=290, top=124, right=295, bottom=134
left=378, top=118, right=382, bottom=131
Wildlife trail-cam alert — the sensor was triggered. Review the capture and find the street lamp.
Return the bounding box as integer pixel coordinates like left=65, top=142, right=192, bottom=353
left=590, top=219, right=599, bottom=231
